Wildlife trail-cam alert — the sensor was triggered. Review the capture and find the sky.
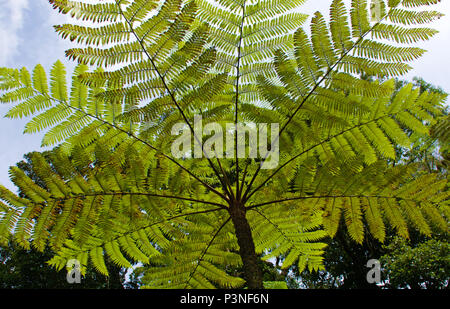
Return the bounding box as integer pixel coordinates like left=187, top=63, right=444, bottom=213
left=0, top=0, right=449, bottom=191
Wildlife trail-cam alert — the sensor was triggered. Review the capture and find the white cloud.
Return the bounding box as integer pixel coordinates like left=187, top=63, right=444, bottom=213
left=0, top=0, right=29, bottom=65
left=8, top=0, right=29, bottom=25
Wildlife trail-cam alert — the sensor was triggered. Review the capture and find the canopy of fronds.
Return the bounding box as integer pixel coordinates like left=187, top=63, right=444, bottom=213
left=0, top=0, right=448, bottom=288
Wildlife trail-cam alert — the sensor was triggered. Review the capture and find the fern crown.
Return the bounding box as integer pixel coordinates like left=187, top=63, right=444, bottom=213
left=0, top=0, right=448, bottom=288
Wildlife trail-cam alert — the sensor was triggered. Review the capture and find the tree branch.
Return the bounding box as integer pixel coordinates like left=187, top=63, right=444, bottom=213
left=246, top=194, right=428, bottom=211
left=80, top=192, right=227, bottom=209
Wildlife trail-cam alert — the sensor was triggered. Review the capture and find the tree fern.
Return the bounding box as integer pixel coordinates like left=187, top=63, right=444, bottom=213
left=0, top=0, right=448, bottom=289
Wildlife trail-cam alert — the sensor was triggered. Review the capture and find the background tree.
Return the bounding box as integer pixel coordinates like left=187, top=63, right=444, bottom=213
left=0, top=239, right=128, bottom=289
left=380, top=235, right=449, bottom=289
left=0, top=0, right=448, bottom=289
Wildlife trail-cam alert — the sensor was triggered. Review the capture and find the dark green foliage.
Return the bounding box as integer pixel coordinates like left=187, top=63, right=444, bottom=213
left=380, top=236, right=449, bottom=289
left=0, top=240, right=127, bottom=289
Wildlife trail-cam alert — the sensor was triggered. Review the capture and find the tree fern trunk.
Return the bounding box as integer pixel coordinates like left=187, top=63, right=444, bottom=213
left=230, top=202, right=264, bottom=289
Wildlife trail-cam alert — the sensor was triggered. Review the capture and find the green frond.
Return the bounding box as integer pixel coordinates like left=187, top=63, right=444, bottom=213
left=90, top=246, right=109, bottom=276
left=380, top=197, right=410, bottom=238
left=252, top=208, right=328, bottom=273
left=32, top=64, right=49, bottom=94
left=344, top=197, right=365, bottom=243
left=55, top=23, right=132, bottom=46
left=49, top=0, right=122, bottom=23
left=330, top=0, right=353, bottom=53
left=363, top=197, right=386, bottom=242
left=311, top=12, right=337, bottom=69
left=123, top=0, right=159, bottom=23
left=371, top=23, right=438, bottom=43
left=5, top=95, right=52, bottom=119
left=351, top=0, right=371, bottom=38
left=104, top=240, right=133, bottom=268
left=50, top=60, right=68, bottom=101
left=322, top=197, right=344, bottom=237
left=389, top=8, right=444, bottom=25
